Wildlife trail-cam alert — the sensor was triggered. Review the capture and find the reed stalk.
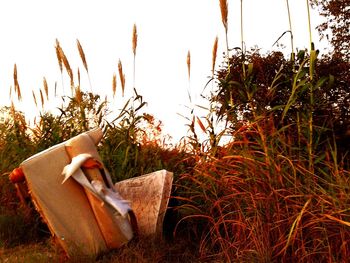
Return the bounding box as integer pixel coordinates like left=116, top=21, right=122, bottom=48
left=240, top=0, right=246, bottom=78
left=306, top=0, right=314, bottom=174
left=211, top=36, right=218, bottom=78
left=306, top=0, right=313, bottom=51
left=285, top=0, right=295, bottom=62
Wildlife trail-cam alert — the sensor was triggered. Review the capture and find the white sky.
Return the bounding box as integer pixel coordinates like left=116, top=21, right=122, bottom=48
left=0, top=0, right=325, bottom=143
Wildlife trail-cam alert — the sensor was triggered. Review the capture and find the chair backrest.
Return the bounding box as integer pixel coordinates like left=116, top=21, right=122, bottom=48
left=20, top=128, right=134, bottom=257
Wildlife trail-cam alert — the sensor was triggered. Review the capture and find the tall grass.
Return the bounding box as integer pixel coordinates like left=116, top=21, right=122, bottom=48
left=0, top=31, right=192, bottom=260
left=173, top=0, right=350, bottom=262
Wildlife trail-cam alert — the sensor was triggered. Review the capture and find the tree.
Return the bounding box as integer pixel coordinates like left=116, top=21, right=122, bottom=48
left=311, top=0, right=350, bottom=61
left=211, top=46, right=350, bottom=158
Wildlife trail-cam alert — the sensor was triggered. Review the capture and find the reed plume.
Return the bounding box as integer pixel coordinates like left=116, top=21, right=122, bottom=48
left=77, top=39, right=92, bottom=91
left=187, top=50, right=191, bottom=80
left=132, top=24, right=138, bottom=57
left=219, top=0, right=230, bottom=69
left=118, top=59, right=125, bottom=97
left=212, top=36, right=219, bottom=76
left=187, top=50, right=192, bottom=103
left=219, top=0, right=228, bottom=32
left=13, top=64, right=22, bottom=101
left=43, top=77, right=49, bottom=100
left=55, top=39, right=74, bottom=89
left=112, top=73, right=117, bottom=98
left=39, top=89, right=44, bottom=108
left=55, top=39, right=63, bottom=73
left=77, top=39, right=88, bottom=73
left=132, top=24, right=138, bottom=89
left=32, top=90, right=38, bottom=107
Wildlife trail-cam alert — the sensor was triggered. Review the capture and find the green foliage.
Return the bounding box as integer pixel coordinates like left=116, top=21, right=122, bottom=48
left=177, top=38, right=350, bottom=262
left=100, top=90, right=190, bottom=182
left=0, top=87, right=190, bottom=251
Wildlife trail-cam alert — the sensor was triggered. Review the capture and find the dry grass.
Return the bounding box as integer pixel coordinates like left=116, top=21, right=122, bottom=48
left=112, top=73, right=117, bottom=98
left=43, top=77, right=49, bottom=100
left=219, top=0, right=228, bottom=32
left=211, top=36, right=218, bottom=76
left=13, top=64, right=22, bottom=101
left=0, top=242, right=63, bottom=263
left=132, top=24, right=138, bottom=57
left=55, top=39, right=74, bottom=88
left=39, top=89, right=44, bottom=108
left=186, top=50, right=191, bottom=80
left=77, top=39, right=89, bottom=73
left=32, top=90, right=38, bottom=107
left=0, top=236, right=200, bottom=263
left=118, top=59, right=125, bottom=97
left=176, top=118, right=350, bottom=262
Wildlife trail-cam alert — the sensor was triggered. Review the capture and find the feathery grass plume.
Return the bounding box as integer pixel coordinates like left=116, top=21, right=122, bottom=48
left=77, top=39, right=92, bottom=91
left=13, top=64, right=22, bottom=101
left=9, top=85, right=12, bottom=98
left=39, top=89, right=44, bottom=108
left=219, top=0, right=228, bottom=32
left=55, top=39, right=63, bottom=73
left=186, top=50, right=192, bottom=103
left=219, top=0, right=230, bottom=69
left=55, top=39, right=65, bottom=93
left=55, top=39, right=74, bottom=89
left=43, top=77, right=49, bottom=100
left=77, top=39, right=88, bottom=73
left=112, top=73, right=117, bottom=98
left=32, top=90, right=38, bottom=107
left=212, top=36, right=218, bottom=76
left=132, top=24, right=138, bottom=89
left=187, top=50, right=191, bottom=80
left=132, top=24, right=138, bottom=57
left=118, top=59, right=125, bottom=97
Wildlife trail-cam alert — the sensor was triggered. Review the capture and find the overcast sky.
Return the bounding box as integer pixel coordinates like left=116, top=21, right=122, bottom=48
left=0, top=0, right=325, bottom=143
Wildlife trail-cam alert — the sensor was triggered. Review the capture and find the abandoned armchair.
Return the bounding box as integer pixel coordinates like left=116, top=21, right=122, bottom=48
left=8, top=127, right=173, bottom=258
